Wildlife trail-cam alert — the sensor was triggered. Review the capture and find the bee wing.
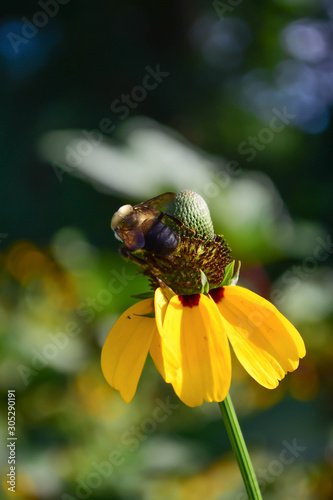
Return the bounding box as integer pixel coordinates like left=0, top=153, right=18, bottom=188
left=116, top=227, right=145, bottom=251
left=137, top=192, right=176, bottom=213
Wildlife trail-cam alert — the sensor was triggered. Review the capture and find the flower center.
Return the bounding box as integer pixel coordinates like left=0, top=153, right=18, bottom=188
left=137, top=228, right=232, bottom=295
left=178, top=294, right=201, bottom=307
left=209, top=286, right=225, bottom=304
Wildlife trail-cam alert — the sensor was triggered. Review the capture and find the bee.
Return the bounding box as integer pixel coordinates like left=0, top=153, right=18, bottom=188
left=111, top=192, right=181, bottom=259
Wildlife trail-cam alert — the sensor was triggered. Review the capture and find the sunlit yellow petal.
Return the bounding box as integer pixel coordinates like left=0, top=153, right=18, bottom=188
left=101, top=299, right=156, bottom=402
left=157, top=294, right=231, bottom=407
left=216, top=286, right=306, bottom=389
left=150, top=288, right=179, bottom=382
left=154, top=287, right=169, bottom=327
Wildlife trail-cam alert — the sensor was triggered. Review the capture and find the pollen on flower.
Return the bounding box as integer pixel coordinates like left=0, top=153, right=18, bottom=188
left=209, top=287, right=225, bottom=304
left=178, top=294, right=201, bottom=307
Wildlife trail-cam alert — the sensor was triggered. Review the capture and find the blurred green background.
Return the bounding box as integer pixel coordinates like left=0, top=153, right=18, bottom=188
left=1, top=1, right=332, bottom=499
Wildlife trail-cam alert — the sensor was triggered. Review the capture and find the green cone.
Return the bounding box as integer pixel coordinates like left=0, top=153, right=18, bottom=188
left=166, top=190, right=215, bottom=240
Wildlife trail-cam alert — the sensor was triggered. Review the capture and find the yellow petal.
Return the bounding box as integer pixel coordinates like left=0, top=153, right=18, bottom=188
left=154, top=287, right=169, bottom=327
left=101, top=299, right=156, bottom=402
left=157, top=293, right=231, bottom=407
left=150, top=288, right=179, bottom=382
left=215, top=286, right=306, bottom=389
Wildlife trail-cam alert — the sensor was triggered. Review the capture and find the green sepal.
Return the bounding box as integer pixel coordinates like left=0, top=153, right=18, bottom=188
left=134, top=312, right=155, bottom=318
left=220, top=261, right=235, bottom=286
left=130, top=291, right=154, bottom=299
left=229, top=260, right=241, bottom=286
left=200, top=270, right=210, bottom=294
left=219, top=260, right=241, bottom=287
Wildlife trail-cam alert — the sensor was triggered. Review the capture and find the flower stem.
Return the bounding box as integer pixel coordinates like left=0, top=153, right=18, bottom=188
left=218, top=393, right=262, bottom=500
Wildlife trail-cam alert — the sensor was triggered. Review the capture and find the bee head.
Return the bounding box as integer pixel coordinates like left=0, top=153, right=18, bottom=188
left=111, top=204, right=134, bottom=231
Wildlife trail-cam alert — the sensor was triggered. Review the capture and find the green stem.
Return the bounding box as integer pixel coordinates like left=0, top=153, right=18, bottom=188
left=218, top=393, right=262, bottom=500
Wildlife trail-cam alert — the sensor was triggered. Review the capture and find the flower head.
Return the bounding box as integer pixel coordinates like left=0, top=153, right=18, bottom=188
left=102, top=191, right=305, bottom=407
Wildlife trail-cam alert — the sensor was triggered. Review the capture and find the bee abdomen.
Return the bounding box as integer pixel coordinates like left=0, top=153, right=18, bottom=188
left=144, top=222, right=178, bottom=256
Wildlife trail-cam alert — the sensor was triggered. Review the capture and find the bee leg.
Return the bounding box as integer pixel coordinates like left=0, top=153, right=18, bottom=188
left=119, top=247, right=147, bottom=265
left=162, top=212, right=183, bottom=227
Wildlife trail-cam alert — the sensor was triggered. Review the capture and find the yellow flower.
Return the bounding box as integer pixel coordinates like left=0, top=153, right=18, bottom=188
left=101, top=284, right=306, bottom=407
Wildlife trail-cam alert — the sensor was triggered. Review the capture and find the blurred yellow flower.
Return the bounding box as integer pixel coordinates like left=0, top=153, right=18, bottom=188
left=101, top=284, right=305, bottom=407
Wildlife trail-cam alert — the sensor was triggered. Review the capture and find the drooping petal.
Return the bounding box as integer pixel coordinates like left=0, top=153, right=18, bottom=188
left=214, top=286, right=306, bottom=389
left=156, top=293, right=231, bottom=407
left=101, top=299, right=156, bottom=402
left=154, top=287, right=169, bottom=326
left=150, top=288, right=179, bottom=383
